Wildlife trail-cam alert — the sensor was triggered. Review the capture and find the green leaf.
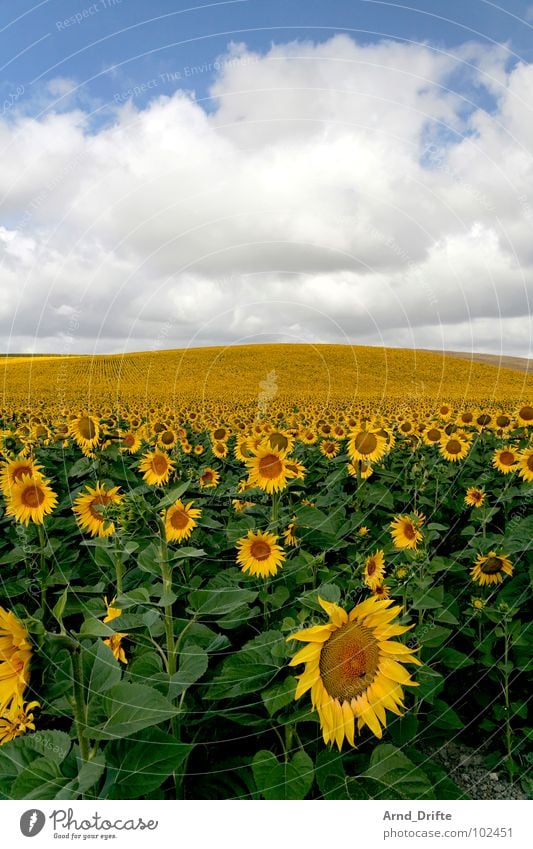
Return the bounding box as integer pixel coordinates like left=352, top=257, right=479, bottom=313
left=105, top=728, right=193, bottom=799
left=411, top=585, right=444, bottom=610
left=10, top=757, right=71, bottom=800
left=89, top=683, right=180, bottom=740
left=364, top=744, right=434, bottom=799
left=262, top=676, right=297, bottom=716
left=427, top=699, right=464, bottom=730
left=169, top=646, right=209, bottom=697
left=78, top=618, right=115, bottom=638
left=206, top=631, right=285, bottom=699
left=77, top=752, right=106, bottom=794
left=188, top=586, right=258, bottom=618
left=156, top=481, right=190, bottom=510
left=84, top=639, right=123, bottom=696
left=252, top=749, right=314, bottom=800
left=437, top=647, right=474, bottom=670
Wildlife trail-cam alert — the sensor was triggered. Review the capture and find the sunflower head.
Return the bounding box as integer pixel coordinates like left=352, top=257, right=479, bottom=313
left=164, top=500, right=202, bottom=543
left=236, top=529, right=285, bottom=578
left=363, top=550, right=386, bottom=590
left=464, top=487, right=485, bottom=508
left=5, top=474, right=57, bottom=526
left=390, top=512, right=424, bottom=550
left=470, top=551, right=513, bottom=586
left=288, top=595, right=420, bottom=749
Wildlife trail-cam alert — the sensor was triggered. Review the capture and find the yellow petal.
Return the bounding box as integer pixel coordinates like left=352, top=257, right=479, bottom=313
left=349, top=597, right=392, bottom=621
left=341, top=699, right=356, bottom=747
left=286, top=624, right=336, bottom=643
left=379, top=658, right=415, bottom=685
left=295, top=669, right=319, bottom=699
left=331, top=698, right=345, bottom=750
left=379, top=641, right=422, bottom=664
left=317, top=596, right=348, bottom=626
left=288, top=642, right=321, bottom=667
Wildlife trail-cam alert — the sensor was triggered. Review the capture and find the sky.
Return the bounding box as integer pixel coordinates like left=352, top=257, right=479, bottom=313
left=0, top=0, right=532, bottom=356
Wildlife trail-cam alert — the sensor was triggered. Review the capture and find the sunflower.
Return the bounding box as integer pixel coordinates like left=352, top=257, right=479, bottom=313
left=236, top=530, right=285, bottom=577
left=234, top=437, right=255, bottom=463
left=118, top=430, right=142, bottom=454
left=464, top=487, right=485, bottom=508
left=373, top=584, right=391, bottom=600
left=422, top=425, right=444, bottom=446
left=5, top=475, right=57, bottom=526
left=139, top=450, right=175, bottom=485
left=288, top=595, right=420, bottom=749
left=69, top=414, right=100, bottom=449
left=492, top=446, right=520, bottom=474
left=285, top=459, right=306, bottom=480
left=470, top=551, right=513, bottom=586
left=212, top=441, right=228, bottom=459
left=390, top=512, right=424, bottom=550
left=199, top=467, right=220, bottom=489
left=158, top=429, right=177, bottom=450
left=516, top=403, right=533, bottom=426
left=363, top=550, right=386, bottom=590
left=0, top=696, right=39, bottom=745
left=245, top=445, right=296, bottom=494
left=164, top=499, right=201, bottom=543
left=283, top=521, right=299, bottom=547
left=517, top=447, right=533, bottom=483
left=72, top=482, right=122, bottom=537
left=357, top=526, right=369, bottom=537
left=320, top=440, right=340, bottom=459
left=0, top=608, right=32, bottom=707
left=0, top=456, right=44, bottom=498
left=347, top=429, right=387, bottom=464
left=439, top=436, right=470, bottom=462
left=267, top=430, right=294, bottom=452
left=103, top=633, right=128, bottom=664
left=193, top=444, right=204, bottom=456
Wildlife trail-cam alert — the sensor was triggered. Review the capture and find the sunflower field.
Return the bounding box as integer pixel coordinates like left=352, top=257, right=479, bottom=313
left=0, top=345, right=531, bottom=801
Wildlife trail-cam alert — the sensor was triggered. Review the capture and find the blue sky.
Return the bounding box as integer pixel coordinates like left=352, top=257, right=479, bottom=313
left=1, top=1, right=532, bottom=356
left=3, top=0, right=533, bottom=114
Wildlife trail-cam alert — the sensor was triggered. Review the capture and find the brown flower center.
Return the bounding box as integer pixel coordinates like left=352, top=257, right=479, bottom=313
left=403, top=521, right=416, bottom=540
left=477, top=414, right=491, bottom=426
left=496, top=416, right=510, bottom=428
left=269, top=432, right=289, bottom=450
left=13, top=465, right=33, bottom=482
left=213, top=428, right=227, bottom=441
left=250, top=540, right=271, bottom=561
left=319, top=621, right=379, bottom=701
left=21, top=483, right=45, bottom=508
left=499, top=451, right=515, bottom=465
left=519, top=405, right=533, bottom=421
left=427, top=428, right=441, bottom=441
left=527, top=455, right=533, bottom=471
left=258, top=454, right=283, bottom=479
left=151, top=454, right=169, bottom=475
left=89, top=494, right=111, bottom=520
left=481, top=556, right=503, bottom=574
left=446, top=439, right=462, bottom=454
left=353, top=432, right=378, bottom=455
left=123, top=434, right=135, bottom=447
left=78, top=416, right=97, bottom=440
left=366, top=560, right=376, bottom=576
left=170, top=509, right=189, bottom=529
left=161, top=431, right=174, bottom=445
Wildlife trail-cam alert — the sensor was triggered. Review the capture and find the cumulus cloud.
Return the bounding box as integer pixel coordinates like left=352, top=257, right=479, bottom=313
left=0, top=35, right=532, bottom=356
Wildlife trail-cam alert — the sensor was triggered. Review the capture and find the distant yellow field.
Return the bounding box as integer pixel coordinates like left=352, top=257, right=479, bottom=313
left=1, top=344, right=531, bottom=412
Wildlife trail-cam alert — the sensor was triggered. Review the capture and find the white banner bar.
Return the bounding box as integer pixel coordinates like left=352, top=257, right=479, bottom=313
left=2, top=799, right=530, bottom=848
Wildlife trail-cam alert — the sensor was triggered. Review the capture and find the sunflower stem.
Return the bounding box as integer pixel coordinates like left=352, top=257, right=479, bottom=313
left=271, top=491, right=280, bottom=531
left=114, top=548, right=123, bottom=596
left=37, top=523, right=47, bottom=611
left=355, top=461, right=362, bottom=511
left=71, top=647, right=90, bottom=771
left=502, top=617, right=514, bottom=784
left=157, top=517, right=176, bottom=676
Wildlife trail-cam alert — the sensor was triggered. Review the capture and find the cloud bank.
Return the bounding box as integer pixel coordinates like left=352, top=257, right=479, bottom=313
left=1, top=35, right=532, bottom=355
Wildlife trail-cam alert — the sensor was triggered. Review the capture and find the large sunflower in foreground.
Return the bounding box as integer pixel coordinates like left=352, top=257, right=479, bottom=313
left=0, top=607, right=33, bottom=707
left=288, top=595, right=421, bottom=749
left=5, top=475, right=57, bottom=526
left=390, top=512, right=424, bottom=550
left=139, top=449, right=175, bottom=485
left=72, top=482, right=122, bottom=537
left=470, top=551, right=513, bottom=586
left=164, top=499, right=201, bottom=543
left=236, top=530, right=285, bottom=577
left=245, top=444, right=296, bottom=494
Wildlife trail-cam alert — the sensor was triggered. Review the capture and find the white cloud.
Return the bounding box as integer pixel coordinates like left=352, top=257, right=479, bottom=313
left=0, top=35, right=532, bottom=356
